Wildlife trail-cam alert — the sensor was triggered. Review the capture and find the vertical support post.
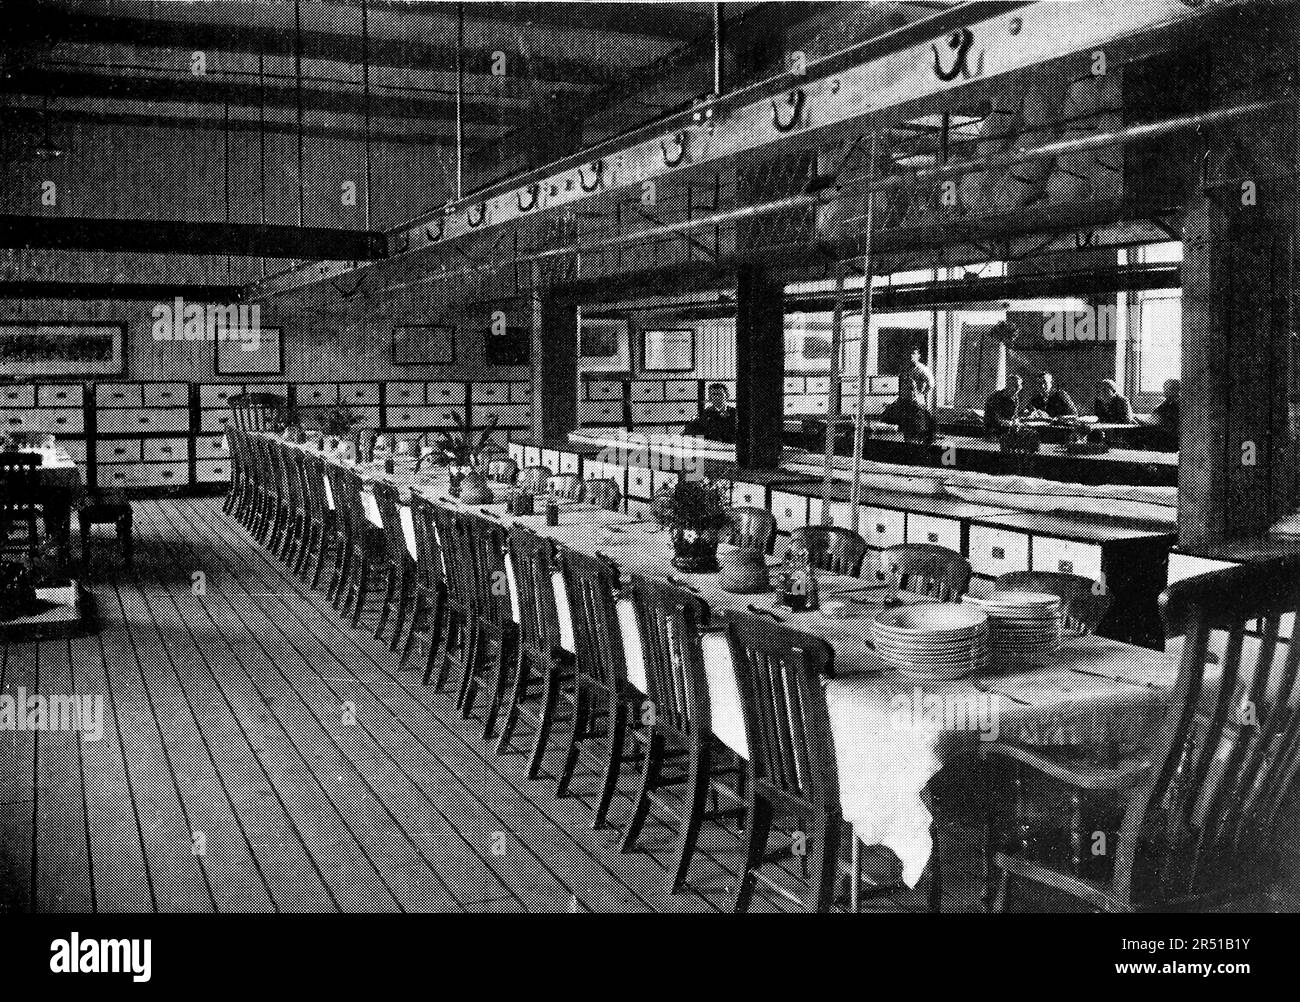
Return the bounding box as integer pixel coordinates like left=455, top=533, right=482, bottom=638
left=456, top=1, right=465, bottom=201
left=821, top=261, right=846, bottom=522
left=533, top=280, right=579, bottom=443
left=734, top=266, right=785, bottom=469
left=849, top=135, right=879, bottom=533
left=713, top=2, right=725, bottom=97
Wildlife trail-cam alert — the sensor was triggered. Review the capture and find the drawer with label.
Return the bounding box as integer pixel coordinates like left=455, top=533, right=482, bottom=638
left=385, top=406, right=458, bottom=429
left=652, top=470, right=680, bottom=496
left=1031, top=536, right=1103, bottom=581
left=0, top=408, right=85, bottom=433
left=871, top=375, right=900, bottom=395
left=907, top=513, right=962, bottom=551
left=295, top=384, right=337, bottom=405
left=196, top=459, right=231, bottom=483
left=97, top=439, right=142, bottom=463
left=386, top=382, right=425, bottom=405
left=339, top=383, right=380, bottom=406
left=630, top=401, right=697, bottom=425
left=861, top=506, right=907, bottom=551
left=143, top=438, right=187, bottom=463
left=0, top=386, right=36, bottom=407
left=426, top=382, right=467, bottom=405
left=770, top=491, right=810, bottom=533
left=195, top=435, right=229, bottom=459
left=585, top=381, right=623, bottom=401
left=200, top=409, right=234, bottom=433
left=98, top=462, right=188, bottom=488
left=95, top=384, right=145, bottom=407
left=630, top=381, right=665, bottom=402
left=510, top=382, right=532, bottom=403
left=97, top=408, right=190, bottom=433
left=786, top=395, right=829, bottom=416
left=968, top=525, right=1031, bottom=578
left=199, top=384, right=243, bottom=408
left=664, top=380, right=698, bottom=402
left=471, top=382, right=511, bottom=404
left=784, top=376, right=805, bottom=394
left=626, top=466, right=653, bottom=499
left=522, top=445, right=542, bottom=468
left=804, top=376, right=831, bottom=395
left=558, top=450, right=580, bottom=474
left=730, top=481, right=767, bottom=510
left=578, top=401, right=622, bottom=424
left=38, top=384, right=84, bottom=407
left=473, top=403, right=530, bottom=427
left=539, top=448, right=561, bottom=473
left=143, top=383, right=188, bottom=407
left=507, top=442, right=526, bottom=465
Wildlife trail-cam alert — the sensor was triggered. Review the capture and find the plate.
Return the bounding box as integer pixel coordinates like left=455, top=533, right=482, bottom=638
left=874, top=603, right=988, bottom=633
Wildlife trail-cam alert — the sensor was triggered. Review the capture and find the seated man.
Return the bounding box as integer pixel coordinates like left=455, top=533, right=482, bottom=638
left=1094, top=379, right=1135, bottom=423
left=682, top=382, right=737, bottom=443
left=983, top=374, right=1023, bottom=436
left=1022, top=371, right=1078, bottom=419
left=1148, top=378, right=1180, bottom=432
left=880, top=376, right=936, bottom=444
left=903, top=345, right=935, bottom=403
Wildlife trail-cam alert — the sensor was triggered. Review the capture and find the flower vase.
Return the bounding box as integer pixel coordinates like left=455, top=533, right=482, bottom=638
left=670, top=527, right=721, bottom=573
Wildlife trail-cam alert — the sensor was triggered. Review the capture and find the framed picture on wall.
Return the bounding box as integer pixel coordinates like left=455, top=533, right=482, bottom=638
left=579, top=315, right=631, bottom=373
left=393, top=324, right=456, bottom=366
left=0, top=322, right=125, bottom=378
left=641, top=329, right=695, bottom=373
left=215, top=325, right=284, bottom=375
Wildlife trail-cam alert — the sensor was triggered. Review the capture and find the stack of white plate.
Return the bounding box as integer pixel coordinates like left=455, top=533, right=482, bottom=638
left=870, top=603, right=989, bottom=679
left=965, top=591, right=1062, bottom=668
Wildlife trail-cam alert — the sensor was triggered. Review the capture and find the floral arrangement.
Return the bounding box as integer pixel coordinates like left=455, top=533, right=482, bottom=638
left=307, top=403, right=361, bottom=437
left=657, top=477, right=732, bottom=532
left=430, top=411, right=500, bottom=469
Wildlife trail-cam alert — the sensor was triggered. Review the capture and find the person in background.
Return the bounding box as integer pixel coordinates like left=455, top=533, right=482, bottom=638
left=683, top=382, right=737, bottom=443
left=1149, top=378, right=1180, bottom=432
left=1022, top=371, right=1078, bottom=419
left=1094, top=379, right=1135, bottom=423
left=881, top=375, right=936, bottom=443
left=983, top=374, right=1023, bottom=436
left=903, top=345, right=935, bottom=403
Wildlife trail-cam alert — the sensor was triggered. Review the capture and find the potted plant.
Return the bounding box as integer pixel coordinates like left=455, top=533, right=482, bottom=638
left=660, top=477, right=732, bottom=573
left=432, top=412, right=500, bottom=501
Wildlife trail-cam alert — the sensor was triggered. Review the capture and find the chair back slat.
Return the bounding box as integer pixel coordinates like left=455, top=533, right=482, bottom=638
left=229, top=393, right=287, bottom=432
left=407, top=494, right=445, bottom=590
left=517, top=466, right=550, bottom=495
left=627, top=575, right=711, bottom=737
left=994, top=570, right=1112, bottom=635
left=485, top=458, right=519, bottom=484
left=372, top=481, right=409, bottom=566
left=790, top=525, right=868, bottom=577
left=726, top=506, right=777, bottom=553
left=546, top=473, right=584, bottom=501
left=507, top=524, right=561, bottom=658
left=559, top=548, right=627, bottom=691
left=883, top=543, right=971, bottom=602
left=470, top=514, right=512, bottom=628
left=723, top=611, right=836, bottom=808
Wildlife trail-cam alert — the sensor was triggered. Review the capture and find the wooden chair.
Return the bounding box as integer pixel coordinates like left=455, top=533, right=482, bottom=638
left=583, top=478, right=622, bottom=512
left=882, top=543, right=971, bottom=602
left=457, top=513, right=520, bottom=745
left=423, top=503, right=476, bottom=695
left=790, top=525, right=869, bottom=577
left=553, top=547, right=631, bottom=821
left=338, top=469, right=391, bottom=630
left=995, top=570, right=1113, bottom=636
left=295, top=451, right=337, bottom=590
left=0, top=453, right=41, bottom=563
left=77, top=490, right=133, bottom=566
left=620, top=576, right=746, bottom=892
left=371, top=481, right=416, bottom=650
left=724, top=610, right=839, bottom=912
left=726, top=506, right=777, bottom=554
left=982, top=553, right=1300, bottom=912
left=485, top=458, right=519, bottom=484
left=546, top=473, right=584, bottom=501
left=495, top=525, right=574, bottom=780
left=229, top=392, right=287, bottom=432
left=516, top=466, right=550, bottom=495
left=402, top=494, right=449, bottom=677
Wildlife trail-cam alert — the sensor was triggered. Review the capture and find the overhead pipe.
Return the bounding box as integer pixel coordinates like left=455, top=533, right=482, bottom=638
left=713, top=2, right=725, bottom=97
left=456, top=1, right=465, bottom=200
left=361, top=0, right=373, bottom=230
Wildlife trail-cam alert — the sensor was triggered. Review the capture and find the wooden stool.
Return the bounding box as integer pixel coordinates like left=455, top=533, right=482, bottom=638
left=79, top=491, right=133, bottom=565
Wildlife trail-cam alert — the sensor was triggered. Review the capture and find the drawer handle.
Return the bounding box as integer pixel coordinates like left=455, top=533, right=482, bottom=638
left=876, top=525, right=886, bottom=534
left=160, top=446, right=173, bottom=455
left=8, top=418, right=19, bottom=426
left=991, top=546, right=1005, bottom=560
left=115, top=448, right=127, bottom=455
left=927, top=532, right=939, bottom=543
left=1058, top=560, right=1074, bottom=574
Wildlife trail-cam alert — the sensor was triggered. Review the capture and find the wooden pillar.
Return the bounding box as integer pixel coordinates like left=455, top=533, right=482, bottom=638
left=734, top=265, right=785, bottom=469
left=1180, top=186, right=1295, bottom=546
left=532, top=291, right=578, bottom=443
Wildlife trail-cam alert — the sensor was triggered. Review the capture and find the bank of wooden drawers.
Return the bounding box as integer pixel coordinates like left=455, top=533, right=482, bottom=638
left=968, top=525, right=1030, bottom=578
left=386, top=406, right=458, bottom=429
left=1031, top=535, right=1103, bottom=581
left=630, top=381, right=664, bottom=402
left=907, top=513, right=962, bottom=551
left=97, top=408, right=190, bottom=433
left=785, top=395, right=828, bottom=416
left=770, top=491, right=810, bottom=533
left=196, top=459, right=231, bottom=482
left=861, top=506, right=907, bottom=551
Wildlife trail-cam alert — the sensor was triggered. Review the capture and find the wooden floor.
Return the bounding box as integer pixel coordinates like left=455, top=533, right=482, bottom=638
left=2, top=496, right=982, bottom=914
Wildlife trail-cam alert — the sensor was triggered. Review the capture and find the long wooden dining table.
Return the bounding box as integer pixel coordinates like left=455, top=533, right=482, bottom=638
left=275, top=434, right=1178, bottom=888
